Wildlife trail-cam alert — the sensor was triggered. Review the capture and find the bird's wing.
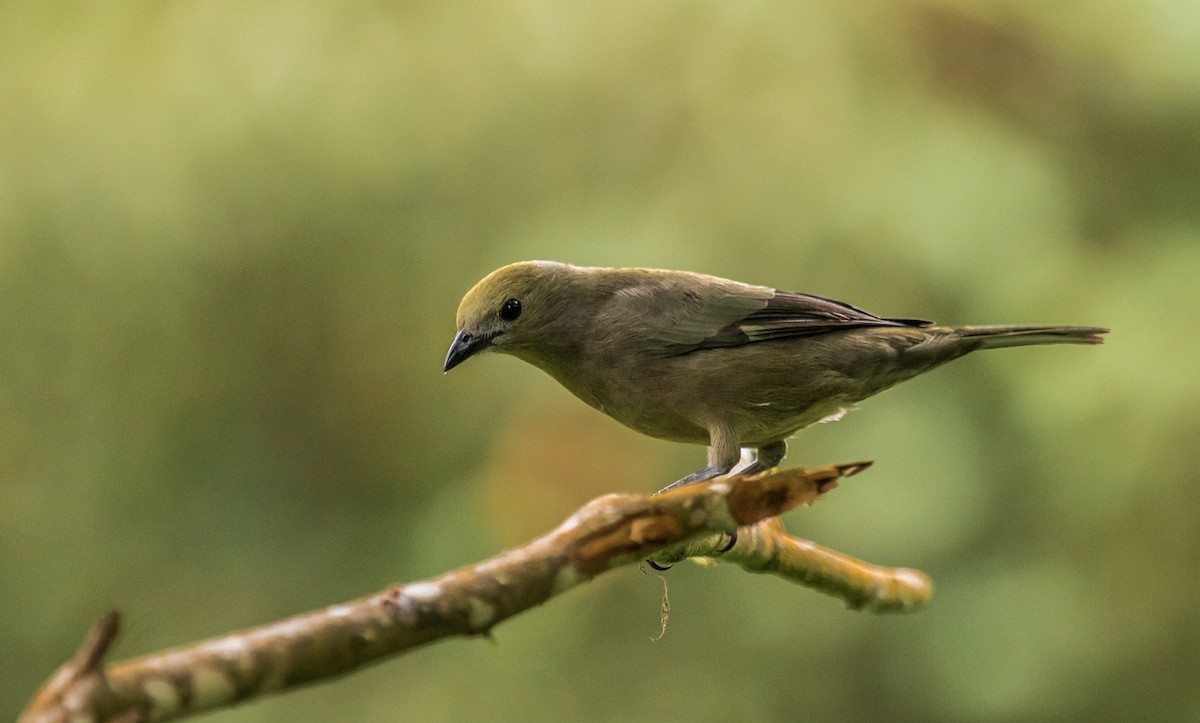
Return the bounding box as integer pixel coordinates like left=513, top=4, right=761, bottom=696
left=600, top=273, right=774, bottom=353
left=595, top=270, right=930, bottom=357
left=649, top=287, right=931, bottom=357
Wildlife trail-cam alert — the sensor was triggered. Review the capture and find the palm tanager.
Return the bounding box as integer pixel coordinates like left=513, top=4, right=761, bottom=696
left=444, top=261, right=1107, bottom=490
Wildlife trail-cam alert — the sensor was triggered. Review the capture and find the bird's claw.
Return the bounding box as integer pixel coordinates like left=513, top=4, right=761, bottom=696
left=645, top=529, right=736, bottom=571
left=717, top=529, right=738, bottom=553
left=656, top=464, right=730, bottom=494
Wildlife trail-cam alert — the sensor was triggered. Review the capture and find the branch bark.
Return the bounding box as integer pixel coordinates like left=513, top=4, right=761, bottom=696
left=21, top=463, right=932, bottom=722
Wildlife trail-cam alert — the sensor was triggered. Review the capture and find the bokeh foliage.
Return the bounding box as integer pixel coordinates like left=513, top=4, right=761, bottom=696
left=3, top=2, right=1198, bottom=721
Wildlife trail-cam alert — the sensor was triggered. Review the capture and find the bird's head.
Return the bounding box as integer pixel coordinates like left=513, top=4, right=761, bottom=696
left=444, top=260, right=583, bottom=373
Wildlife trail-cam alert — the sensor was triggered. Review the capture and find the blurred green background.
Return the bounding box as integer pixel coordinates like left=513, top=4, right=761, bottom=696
left=3, top=2, right=1198, bottom=721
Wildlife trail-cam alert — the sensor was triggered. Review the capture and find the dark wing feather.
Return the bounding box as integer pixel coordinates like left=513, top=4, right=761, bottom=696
left=675, top=290, right=931, bottom=355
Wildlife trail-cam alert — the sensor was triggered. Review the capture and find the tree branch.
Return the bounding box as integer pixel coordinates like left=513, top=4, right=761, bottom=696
left=648, top=515, right=932, bottom=613
left=21, top=462, right=931, bottom=722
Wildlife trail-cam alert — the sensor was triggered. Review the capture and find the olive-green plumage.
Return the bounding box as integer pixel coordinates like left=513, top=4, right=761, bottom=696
left=445, top=261, right=1107, bottom=489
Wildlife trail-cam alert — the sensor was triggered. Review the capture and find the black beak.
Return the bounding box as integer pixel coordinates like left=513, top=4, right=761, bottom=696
left=443, top=329, right=491, bottom=373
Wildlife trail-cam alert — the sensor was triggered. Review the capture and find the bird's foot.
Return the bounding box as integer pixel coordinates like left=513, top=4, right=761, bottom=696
left=645, top=529, right=737, bottom=572
left=648, top=466, right=736, bottom=570
left=737, top=440, right=787, bottom=477
left=656, top=465, right=730, bottom=494
left=718, top=529, right=737, bottom=553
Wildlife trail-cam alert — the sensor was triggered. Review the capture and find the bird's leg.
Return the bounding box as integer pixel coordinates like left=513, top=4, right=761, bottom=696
left=656, top=425, right=742, bottom=494
left=647, top=427, right=742, bottom=569
left=737, top=440, right=788, bottom=477
left=703, top=441, right=788, bottom=555
left=652, top=441, right=782, bottom=491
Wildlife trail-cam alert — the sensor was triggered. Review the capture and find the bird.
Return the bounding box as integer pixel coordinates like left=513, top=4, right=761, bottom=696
left=444, top=261, right=1107, bottom=491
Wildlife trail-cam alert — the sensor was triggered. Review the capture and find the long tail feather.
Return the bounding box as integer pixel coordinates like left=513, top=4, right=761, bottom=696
left=955, top=325, right=1109, bottom=349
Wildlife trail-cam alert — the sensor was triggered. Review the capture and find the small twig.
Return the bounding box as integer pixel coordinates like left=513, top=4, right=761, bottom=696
left=724, top=517, right=931, bottom=612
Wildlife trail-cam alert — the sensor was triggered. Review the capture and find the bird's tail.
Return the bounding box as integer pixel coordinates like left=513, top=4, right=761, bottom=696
left=954, top=324, right=1109, bottom=350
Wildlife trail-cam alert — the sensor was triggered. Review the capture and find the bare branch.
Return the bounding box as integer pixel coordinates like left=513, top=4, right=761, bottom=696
left=650, top=516, right=932, bottom=613
left=21, top=463, right=931, bottom=722
left=647, top=463, right=931, bottom=613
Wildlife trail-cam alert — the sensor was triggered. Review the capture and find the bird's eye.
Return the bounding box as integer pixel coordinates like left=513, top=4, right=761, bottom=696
left=499, top=298, right=522, bottom=322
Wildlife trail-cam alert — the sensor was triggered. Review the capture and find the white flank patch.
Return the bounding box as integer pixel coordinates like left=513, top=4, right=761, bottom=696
left=817, top=407, right=849, bottom=424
